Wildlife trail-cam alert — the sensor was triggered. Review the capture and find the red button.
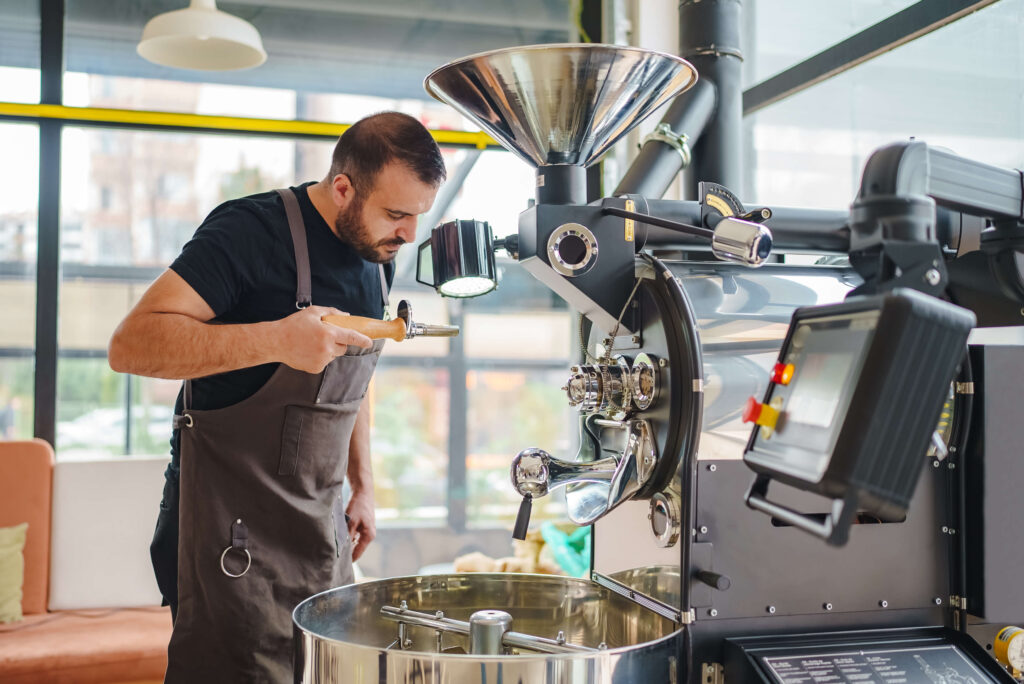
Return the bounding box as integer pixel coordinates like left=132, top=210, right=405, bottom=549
left=742, top=396, right=762, bottom=423
left=743, top=396, right=780, bottom=429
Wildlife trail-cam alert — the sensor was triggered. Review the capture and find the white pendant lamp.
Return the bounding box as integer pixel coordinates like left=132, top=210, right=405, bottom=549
left=137, top=0, right=267, bottom=71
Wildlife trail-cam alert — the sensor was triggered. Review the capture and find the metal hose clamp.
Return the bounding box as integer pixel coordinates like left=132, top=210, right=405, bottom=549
left=642, top=122, right=692, bottom=169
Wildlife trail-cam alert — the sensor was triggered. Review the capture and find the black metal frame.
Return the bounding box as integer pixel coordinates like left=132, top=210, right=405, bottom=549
left=32, top=0, right=63, bottom=447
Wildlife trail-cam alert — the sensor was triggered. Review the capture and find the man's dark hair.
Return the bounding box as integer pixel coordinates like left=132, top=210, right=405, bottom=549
left=328, top=111, right=446, bottom=194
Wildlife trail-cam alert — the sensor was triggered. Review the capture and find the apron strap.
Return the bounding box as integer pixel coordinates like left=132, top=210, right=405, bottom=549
left=180, top=378, right=193, bottom=414
left=276, top=188, right=313, bottom=310
left=378, top=263, right=389, bottom=314
left=181, top=188, right=313, bottom=418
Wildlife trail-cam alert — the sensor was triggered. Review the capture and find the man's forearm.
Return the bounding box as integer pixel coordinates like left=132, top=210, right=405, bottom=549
left=347, top=398, right=374, bottom=494
left=109, top=312, right=280, bottom=380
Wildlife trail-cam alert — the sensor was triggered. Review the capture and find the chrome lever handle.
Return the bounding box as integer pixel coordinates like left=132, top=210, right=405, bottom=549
left=510, top=419, right=659, bottom=527
left=510, top=448, right=617, bottom=499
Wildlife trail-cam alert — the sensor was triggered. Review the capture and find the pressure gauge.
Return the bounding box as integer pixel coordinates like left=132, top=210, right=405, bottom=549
left=994, top=626, right=1024, bottom=672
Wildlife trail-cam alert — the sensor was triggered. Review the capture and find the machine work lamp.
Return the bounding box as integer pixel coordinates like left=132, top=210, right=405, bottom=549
left=137, top=0, right=267, bottom=71
left=417, top=219, right=511, bottom=298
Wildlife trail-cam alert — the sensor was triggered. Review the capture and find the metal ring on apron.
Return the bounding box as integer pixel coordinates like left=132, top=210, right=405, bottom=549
left=220, top=546, right=252, bottom=578
left=220, top=517, right=251, bottom=578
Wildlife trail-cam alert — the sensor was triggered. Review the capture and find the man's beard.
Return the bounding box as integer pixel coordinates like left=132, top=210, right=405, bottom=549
left=333, top=198, right=405, bottom=263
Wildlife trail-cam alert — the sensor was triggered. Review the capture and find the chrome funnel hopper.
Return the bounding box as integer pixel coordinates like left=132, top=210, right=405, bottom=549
left=425, top=44, right=697, bottom=169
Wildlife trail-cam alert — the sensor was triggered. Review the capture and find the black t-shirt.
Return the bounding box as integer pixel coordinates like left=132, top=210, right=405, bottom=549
left=166, top=182, right=394, bottom=468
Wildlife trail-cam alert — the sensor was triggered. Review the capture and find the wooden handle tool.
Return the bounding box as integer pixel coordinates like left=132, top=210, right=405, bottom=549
left=322, top=314, right=407, bottom=342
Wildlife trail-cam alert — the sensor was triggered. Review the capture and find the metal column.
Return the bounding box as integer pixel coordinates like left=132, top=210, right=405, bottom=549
left=34, top=0, right=64, bottom=446
left=680, top=0, right=744, bottom=198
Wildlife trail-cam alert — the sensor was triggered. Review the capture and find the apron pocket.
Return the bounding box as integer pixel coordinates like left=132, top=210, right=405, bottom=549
left=279, top=402, right=360, bottom=479
left=279, top=405, right=305, bottom=476
left=317, top=352, right=381, bottom=405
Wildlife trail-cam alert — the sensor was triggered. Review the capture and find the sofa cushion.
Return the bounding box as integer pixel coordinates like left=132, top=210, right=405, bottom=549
left=49, top=458, right=166, bottom=610
left=0, top=522, right=28, bottom=623
left=0, top=439, right=53, bottom=615
left=0, top=605, right=170, bottom=684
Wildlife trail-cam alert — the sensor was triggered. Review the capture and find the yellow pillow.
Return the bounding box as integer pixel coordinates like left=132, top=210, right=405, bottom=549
left=0, top=522, right=28, bottom=624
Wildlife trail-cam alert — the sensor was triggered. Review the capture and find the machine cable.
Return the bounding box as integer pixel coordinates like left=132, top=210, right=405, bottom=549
left=603, top=276, right=646, bottom=362
left=575, top=271, right=646, bottom=467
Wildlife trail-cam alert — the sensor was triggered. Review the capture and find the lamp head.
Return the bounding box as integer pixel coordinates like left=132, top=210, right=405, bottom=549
left=416, top=219, right=498, bottom=298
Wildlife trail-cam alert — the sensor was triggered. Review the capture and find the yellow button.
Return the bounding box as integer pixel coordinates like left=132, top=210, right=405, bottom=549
left=755, top=402, right=780, bottom=429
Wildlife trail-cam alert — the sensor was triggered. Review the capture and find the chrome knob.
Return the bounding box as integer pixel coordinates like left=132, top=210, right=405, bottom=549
left=564, top=357, right=631, bottom=415
left=565, top=366, right=602, bottom=413
left=511, top=448, right=617, bottom=500
left=711, top=217, right=773, bottom=267
left=511, top=448, right=554, bottom=498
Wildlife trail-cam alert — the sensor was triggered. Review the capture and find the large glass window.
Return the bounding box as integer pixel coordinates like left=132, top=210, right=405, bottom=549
left=371, top=365, right=450, bottom=524
left=445, top=150, right=537, bottom=239
left=50, top=120, right=568, bottom=535
left=56, top=126, right=338, bottom=460
left=747, top=0, right=1024, bottom=208
left=64, top=0, right=570, bottom=114
left=744, top=0, right=919, bottom=87
left=466, top=366, right=572, bottom=525
left=0, top=0, right=40, bottom=104
left=0, top=123, right=38, bottom=439
left=463, top=289, right=574, bottom=527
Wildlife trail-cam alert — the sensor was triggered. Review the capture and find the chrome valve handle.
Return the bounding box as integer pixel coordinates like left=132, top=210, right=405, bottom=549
left=511, top=448, right=618, bottom=499
left=509, top=419, right=659, bottom=531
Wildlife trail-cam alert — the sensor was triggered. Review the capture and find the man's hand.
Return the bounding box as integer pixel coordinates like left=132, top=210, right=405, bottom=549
left=345, top=488, right=376, bottom=562
left=272, top=306, right=372, bottom=374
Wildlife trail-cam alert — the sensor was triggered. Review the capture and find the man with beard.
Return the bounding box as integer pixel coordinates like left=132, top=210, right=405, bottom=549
left=107, top=111, right=445, bottom=682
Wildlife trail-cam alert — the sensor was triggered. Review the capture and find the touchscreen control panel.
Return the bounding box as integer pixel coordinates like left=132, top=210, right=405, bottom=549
left=742, top=289, right=975, bottom=545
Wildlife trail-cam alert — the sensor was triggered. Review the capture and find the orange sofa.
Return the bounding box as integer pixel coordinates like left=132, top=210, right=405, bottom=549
left=0, top=439, right=171, bottom=684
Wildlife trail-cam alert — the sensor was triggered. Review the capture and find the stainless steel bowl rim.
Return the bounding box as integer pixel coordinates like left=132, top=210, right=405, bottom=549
left=292, top=571, right=683, bottom=660
left=423, top=42, right=698, bottom=101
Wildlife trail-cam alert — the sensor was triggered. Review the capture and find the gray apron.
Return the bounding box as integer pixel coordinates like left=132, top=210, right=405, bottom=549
left=165, top=188, right=388, bottom=683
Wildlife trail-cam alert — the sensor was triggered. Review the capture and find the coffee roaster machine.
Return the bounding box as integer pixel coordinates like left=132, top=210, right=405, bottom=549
left=294, top=31, right=1024, bottom=684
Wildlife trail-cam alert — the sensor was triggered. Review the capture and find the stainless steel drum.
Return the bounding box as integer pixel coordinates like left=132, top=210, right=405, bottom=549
left=293, top=573, right=680, bottom=683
